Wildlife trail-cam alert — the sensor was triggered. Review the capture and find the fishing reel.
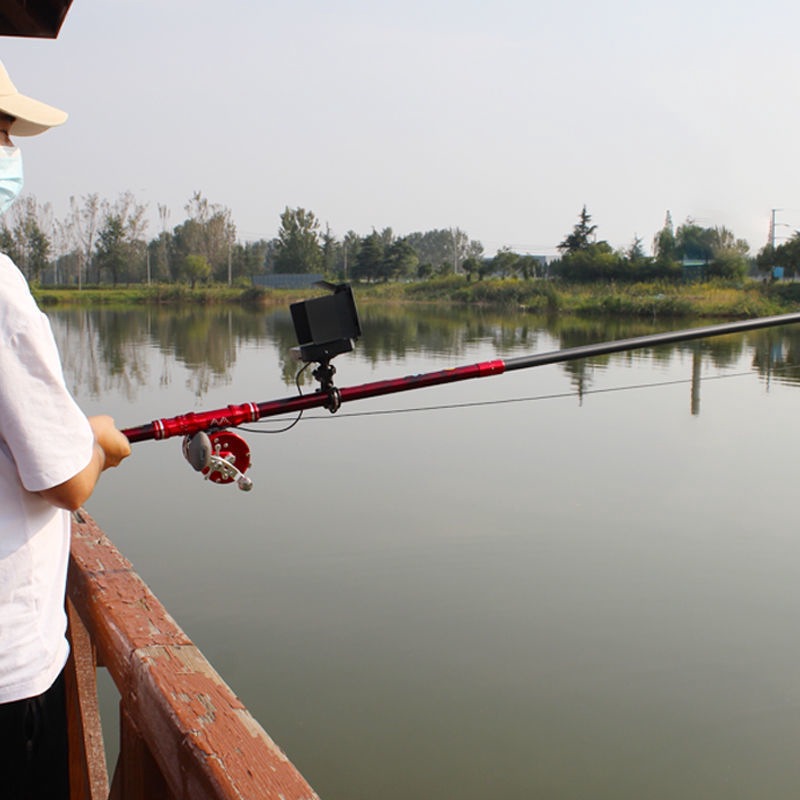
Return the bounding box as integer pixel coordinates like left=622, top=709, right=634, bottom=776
left=182, top=430, right=253, bottom=491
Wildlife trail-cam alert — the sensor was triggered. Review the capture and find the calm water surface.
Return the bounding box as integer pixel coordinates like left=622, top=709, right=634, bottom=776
left=53, top=303, right=800, bottom=799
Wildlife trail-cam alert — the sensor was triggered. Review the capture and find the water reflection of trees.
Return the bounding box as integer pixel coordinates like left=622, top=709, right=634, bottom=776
left=52, top=307, right=271, bottom=400
left=56, top=310, right=151, bottom=402
left=149, top=309, right=238, bottom=397
left=750, top=327, right=800, bottom=386
left=50, top=305, right=800, bottom=403
left=263, top=309, right=311, bottom=386
left=356, top=305, right=543, bottom=364
left=549, top=317, right=789, bottom=395
left=264, top=305, right=547, bottom=385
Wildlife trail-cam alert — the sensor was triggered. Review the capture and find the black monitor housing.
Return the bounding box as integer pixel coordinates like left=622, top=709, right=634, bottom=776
left=290, top=283, right=361, bottom=365
left=289, top=283, right=362, bottom=412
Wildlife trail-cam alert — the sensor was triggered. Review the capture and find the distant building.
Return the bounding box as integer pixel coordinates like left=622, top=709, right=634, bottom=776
left=681, top=258, right=707, bottom=282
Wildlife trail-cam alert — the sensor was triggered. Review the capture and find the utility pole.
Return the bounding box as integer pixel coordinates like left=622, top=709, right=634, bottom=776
left=158, top=203, right=170, bottom=282
left=770, top=208, right=781, bottom=249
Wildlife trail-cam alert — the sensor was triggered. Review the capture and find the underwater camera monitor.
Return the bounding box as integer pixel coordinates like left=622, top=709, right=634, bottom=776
left=290, top=283, right=362, bottom=364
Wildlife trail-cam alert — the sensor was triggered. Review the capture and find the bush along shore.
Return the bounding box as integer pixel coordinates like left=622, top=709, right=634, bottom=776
left=30, top=278, right=800, bottom=319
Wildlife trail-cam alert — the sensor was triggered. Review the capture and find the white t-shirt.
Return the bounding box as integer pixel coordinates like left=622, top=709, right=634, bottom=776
left=0, top=254, right=94, bottom=702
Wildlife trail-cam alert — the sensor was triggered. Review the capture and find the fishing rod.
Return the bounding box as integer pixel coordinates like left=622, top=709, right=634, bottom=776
left=120, top=283, right=800, bottom=491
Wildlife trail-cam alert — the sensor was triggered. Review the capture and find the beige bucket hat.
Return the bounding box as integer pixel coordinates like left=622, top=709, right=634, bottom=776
left=0, top=61, right=67, bottom=136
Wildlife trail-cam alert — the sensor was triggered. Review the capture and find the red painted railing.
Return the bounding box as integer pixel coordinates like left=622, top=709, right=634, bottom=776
left=65, top=509, right=319, bottom=800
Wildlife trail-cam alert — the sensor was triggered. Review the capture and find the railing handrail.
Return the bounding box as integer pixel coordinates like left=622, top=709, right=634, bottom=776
left=67, top=509, right=319, bottom=800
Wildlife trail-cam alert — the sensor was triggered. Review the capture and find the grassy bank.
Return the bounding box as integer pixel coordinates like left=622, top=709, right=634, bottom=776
left=32, top=284, right=308, bottom=308
left=31, top=278, right=800, bottom=319
left=341, top=277, right=799, bottom=318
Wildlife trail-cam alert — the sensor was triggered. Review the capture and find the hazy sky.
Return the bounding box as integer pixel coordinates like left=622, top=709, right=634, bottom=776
left=2, top=0, right=799, bottom=256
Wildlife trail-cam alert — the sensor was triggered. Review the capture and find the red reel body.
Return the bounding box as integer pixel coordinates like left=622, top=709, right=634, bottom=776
left=201, top=431, right=252, bottom=486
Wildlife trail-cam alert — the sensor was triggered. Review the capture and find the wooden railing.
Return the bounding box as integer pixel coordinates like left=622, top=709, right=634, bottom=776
left=65, top=509, right=320, bottom=800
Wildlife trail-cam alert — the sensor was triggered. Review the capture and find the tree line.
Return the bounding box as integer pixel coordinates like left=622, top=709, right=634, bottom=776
left=0, top=191, right=786, bottom=287
left=551, top=206, right=754, bottom=283
left=272, top=206, right=485, bottom=281
left=273, top=204, right=787, bottom=283
left=2, top=191, right=258, bottom=288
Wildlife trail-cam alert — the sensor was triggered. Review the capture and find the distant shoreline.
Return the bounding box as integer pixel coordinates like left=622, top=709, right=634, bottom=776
left=31, top=278, right=800, bottom=319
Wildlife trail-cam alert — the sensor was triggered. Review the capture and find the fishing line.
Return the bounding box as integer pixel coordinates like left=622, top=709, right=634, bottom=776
left=304, top=370, right=754, bottom=419
left=242, top=363, right=800, bottom=427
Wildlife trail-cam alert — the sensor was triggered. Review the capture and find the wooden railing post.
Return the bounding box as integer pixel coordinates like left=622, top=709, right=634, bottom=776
left=109, top=706, right=172, bottom=800
left=64, top=597, right=109, bottom=800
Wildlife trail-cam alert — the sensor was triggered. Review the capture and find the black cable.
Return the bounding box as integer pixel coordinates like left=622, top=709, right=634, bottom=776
left=238, top=362, right=311, bottom=434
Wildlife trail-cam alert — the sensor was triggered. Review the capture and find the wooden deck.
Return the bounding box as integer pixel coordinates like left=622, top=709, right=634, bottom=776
left=65, top=509, right=319, bottom=800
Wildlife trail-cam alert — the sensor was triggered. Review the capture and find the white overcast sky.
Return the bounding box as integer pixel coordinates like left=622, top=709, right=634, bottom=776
left=2, top=0, right=799, bottom=256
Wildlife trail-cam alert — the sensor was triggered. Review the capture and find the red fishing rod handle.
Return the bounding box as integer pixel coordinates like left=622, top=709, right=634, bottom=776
left=122, top=402, right=262, bottom=443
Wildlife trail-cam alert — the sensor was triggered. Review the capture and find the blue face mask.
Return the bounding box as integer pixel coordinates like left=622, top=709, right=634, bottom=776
left=0, top=146, right=23, bottom=215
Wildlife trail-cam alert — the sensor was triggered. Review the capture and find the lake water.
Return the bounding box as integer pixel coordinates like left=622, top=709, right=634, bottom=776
left=54, top=301, right=800, bottom=799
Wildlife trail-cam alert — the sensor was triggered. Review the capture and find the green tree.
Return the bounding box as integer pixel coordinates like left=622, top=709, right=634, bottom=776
left=558, top=206, right=597, bottom=254
left=321, top=224, right=339, bottom=275
left=6, top=196, right=54, bottom=284
left=675, top=220, right=749, bottom=279
left=340, top=230, right=361, bottom=280
left=95, top=213, right=127, bottom=285
left=183, top=191, right=236, bottom=282
left=675, top=220, right=715, bottom=261
left=449, top=227, right=469, bottom=273
left=462, top=256, right=481, bottom=282
left=383, top=237, right=419, bottom=281
left=273, top=206, right=323, bottom=274
left=757, top=234, right=800, bottom=277
left=353, top=230, right=384, bottom=281
left=709, top=246, right=748, bottom=280
left=755, top=243, right=777, bottom=275
left=262, top=239, right=279, bottom=273
left=707, top=227, right=749, bottom=279
left=416, top=261, right=434, bottom=279
left=171, top=219, right=204, bottom=281
left=491, top=247, right=520, bottom=278
left=183, top=253, right=212, bottom=288
left=66, top=193, right=101, bottom=286
left=626, top=235, right=646, bottom=264
left=555, top=241, right=620, bottom=281
left=147, top=231, right=172, bottom=283
left=230, top=239, right=269, bottom=280
left=406, top=229, right=454, bottom=271
left=517, top=254, right=543, bottom=279
left=0, top=222, right=19, bottom=263
left=93, top=192, right=148, bottom=284
left=653, top=211, right=676, bottom=262
left=23, top=219, right=51, bottom=284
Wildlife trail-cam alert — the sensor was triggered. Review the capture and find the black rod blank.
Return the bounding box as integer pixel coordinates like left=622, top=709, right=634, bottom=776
left=503, top=313, right=800, bottom=373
